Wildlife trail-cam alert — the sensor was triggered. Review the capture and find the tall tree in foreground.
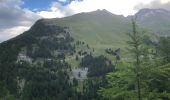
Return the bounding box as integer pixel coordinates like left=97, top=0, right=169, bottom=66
left=127, top=18, right=143, bottom=100
left=99, top=18, right=145, bottom=100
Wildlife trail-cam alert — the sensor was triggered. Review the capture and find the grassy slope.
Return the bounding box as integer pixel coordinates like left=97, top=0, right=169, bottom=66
left=42, top=10, right=131, bottom=55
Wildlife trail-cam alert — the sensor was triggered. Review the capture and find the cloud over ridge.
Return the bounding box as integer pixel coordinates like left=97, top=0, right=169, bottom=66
left=0, top=0, right=41, bottom=42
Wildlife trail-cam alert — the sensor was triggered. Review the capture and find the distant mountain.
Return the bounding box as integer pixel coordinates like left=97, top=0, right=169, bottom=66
left=135, top=8, right=170, bottom=36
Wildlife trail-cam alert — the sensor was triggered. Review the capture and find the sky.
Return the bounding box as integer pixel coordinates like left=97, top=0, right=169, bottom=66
left=0, top=0, right=170, bottom=42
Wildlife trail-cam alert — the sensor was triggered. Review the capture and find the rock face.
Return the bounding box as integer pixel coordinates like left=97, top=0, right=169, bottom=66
left=72, top=68, right=88, bottom=80
left=17, top=53, right=32, bottom=63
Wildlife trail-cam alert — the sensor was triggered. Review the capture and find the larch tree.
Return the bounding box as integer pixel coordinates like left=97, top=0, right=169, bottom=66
left=127, top=17, right=144, bottom=100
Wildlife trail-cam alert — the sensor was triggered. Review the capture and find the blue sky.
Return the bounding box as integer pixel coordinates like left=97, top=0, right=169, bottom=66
left=0, top=0, right=170, bottom=42
left=21, top=0, right=73, bottom=11
left=21, top=0, right=84, bottom=12
left=22, top=0, right=52, bottom=11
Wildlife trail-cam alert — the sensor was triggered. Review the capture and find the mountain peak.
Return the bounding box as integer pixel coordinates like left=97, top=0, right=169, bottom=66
left=94, top=9, right=110, bottom=13
left=80, top=9, right=114, bottom=16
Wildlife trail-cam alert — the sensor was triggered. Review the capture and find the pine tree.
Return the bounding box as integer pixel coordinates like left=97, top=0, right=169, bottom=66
left=127, top=18, right=143, bottom=100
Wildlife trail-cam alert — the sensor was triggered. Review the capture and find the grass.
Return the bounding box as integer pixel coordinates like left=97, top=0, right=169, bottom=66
left=43, top=10, right=131, bottom=56
left=41, top=10, right=160, bottom=65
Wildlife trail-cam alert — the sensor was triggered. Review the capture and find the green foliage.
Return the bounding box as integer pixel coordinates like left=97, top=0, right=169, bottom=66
left=0, top=23, right=76, bottom=99
left=99, top=62, right=137, bottom=100
left=99, top=61, right=170, bottom=100
left=80, top=54, right=115, bottom=77
left=18, top=61, right=78, bottom=100
left=82, top=77, right=108, bottom=100
left=157, top=37, right=170, bottom=63
left=99, top=19, right=170, bottom=100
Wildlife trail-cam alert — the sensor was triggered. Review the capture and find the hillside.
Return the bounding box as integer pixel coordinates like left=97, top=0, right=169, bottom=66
left=2, top=9, right=170, bottom=53
left=0, top=10, right=117, bottom=99
left=0, top=8, right=170, bottom=100
left=40, top=9, right=131, bottom=52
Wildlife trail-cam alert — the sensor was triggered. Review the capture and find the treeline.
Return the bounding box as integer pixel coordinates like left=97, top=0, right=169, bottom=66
left=80, top=54, right=115, bottom=77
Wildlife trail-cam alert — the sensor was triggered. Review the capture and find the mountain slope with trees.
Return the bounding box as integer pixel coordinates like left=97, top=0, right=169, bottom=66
left=0, top=8, right=170, bottom=100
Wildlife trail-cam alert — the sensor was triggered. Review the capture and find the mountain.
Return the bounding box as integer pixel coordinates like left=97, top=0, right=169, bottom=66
left=135, top=8, right=170, bottom=36
left=40, top=9, right=130, bottom=51
left=0, top=8, right=170, bottom=99
left=0, top=9, right=121, bottom=100
left=0, top=9, right=132, bottom=69
left=2, top=8, right=170, bottom=53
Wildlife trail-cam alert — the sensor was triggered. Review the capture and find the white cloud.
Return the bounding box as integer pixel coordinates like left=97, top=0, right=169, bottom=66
left=161, top=0, right=170, bottom=4
left=0, top=26, right=30, bottom=42
left=135, top=0, right=170, bottom=11
left=58, top=0, right=67, bottom=2
left=37, top=3, right=65, bottom=18
left=37, top=0, right=157, bottom=18
left=37, top=2, right=74, bottom=18
left=37, top=10, right=64, bottom=18
left=0, top=0, right=41, bottom=42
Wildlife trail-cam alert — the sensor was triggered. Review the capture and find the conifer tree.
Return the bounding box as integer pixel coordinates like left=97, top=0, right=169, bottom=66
left=127, top=18, right=143, bottom=100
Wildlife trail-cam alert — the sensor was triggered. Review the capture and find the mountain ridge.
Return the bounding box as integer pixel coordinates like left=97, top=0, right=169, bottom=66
left=1, top=8, right=170, bottom=49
